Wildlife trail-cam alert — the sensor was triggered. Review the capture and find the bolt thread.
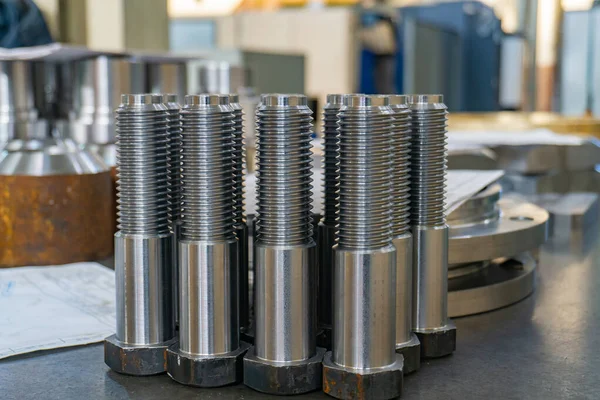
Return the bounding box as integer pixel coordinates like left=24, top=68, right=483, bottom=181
left=116, top=94, right=170, bottom=235
left=337, top=95, right=393, bottom=250
left=255, top=94, right=314, bottom=246
left=163, top=95, right=182, bottom=224
left=180, top=95, right=235, bottom=241
left=231, top=98, right=246, bottom=226
left=322, top=94, right=343, bottom=227
left=408, top=95, right=448, bottom=226
left=388, top=97, right=412, bottom=237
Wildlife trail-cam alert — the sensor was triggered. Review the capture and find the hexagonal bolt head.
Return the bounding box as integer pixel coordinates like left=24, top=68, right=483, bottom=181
left=322, top=351, right=404, bottom=400
left=243, top=346, right=326, bottom=395
left=415, top=321, right=457, bottom=359
left=104, top=334, right=176, bottom=376
left=395, top=333, right=421, bottom=374
left=166, top=341, right=250, bottom=387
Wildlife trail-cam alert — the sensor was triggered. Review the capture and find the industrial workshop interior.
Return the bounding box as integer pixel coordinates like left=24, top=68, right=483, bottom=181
left=1, top=0, right=600, bottom=398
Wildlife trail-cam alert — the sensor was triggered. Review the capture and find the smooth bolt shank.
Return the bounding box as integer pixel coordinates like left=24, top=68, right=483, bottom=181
left=105, top=93, right=176, bottom=376
left=408, top=94, right=456, bottom=358
left=323, top=94, right=403, bottom=400
left=387, top=95, right=420, bottom=374
left=317, top=94, right=344, bottom=348
left=166, top=94, right=248, bottom=387
left=244, top=94, right=324, bottom=395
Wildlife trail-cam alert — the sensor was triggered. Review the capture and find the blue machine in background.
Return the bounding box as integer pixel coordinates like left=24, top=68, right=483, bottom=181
left=359, top=1, right=502, bottom=112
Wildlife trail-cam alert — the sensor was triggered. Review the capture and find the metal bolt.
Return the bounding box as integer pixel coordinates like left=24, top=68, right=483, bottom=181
left=166, top=94, right=249, bottom=387
left=322, top=94, right=403, bottom=400
left=244, top=94, right=325, bottom=396
left=229, top=93, right=250, bottom=335
left=317, top=94, right=344, bottom=350
left=408, top=94, right=456, bottom=358
left=104, top=94, right=176, bottom=376
left=387, top=95, right=421, bottom=374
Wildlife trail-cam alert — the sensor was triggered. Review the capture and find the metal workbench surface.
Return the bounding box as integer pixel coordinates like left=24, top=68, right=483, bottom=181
left=2, top=231, right=600, bottom=400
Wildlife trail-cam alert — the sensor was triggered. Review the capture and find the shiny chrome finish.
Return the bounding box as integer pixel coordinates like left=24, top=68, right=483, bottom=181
left=104, top=94, right=175, bottom=376
left=323, top=94, right=402, bottom=400
left=244, top=94, right=323, bottom=396
left=317, top=94, right=344, bottom=348
left=147, top=62, right=187, bottom=101
left=386, top=94, right=420, bottom=374
left=0, top=61, right=37, bottom=143
left=408, top=95, right=455, bottom=358
left=166, top=94, right=248, bottom=387
left=448, top=184, right=549, bottom=264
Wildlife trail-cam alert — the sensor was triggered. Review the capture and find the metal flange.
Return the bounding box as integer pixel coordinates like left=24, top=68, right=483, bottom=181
left=448, top=253, right=537, bottom=318
left=448, top=184, right=549, bottom=264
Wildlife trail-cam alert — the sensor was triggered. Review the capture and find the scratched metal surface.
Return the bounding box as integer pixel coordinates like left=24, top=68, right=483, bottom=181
left=2, top=231, right=600, bottom=399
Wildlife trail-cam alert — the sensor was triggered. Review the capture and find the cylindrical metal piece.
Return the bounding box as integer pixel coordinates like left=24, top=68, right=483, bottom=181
left=317, top=94, right=344, bottom=348
left=324, top=94, right=403, bottom=400
left=178, top=94, right=237, bottom=352
left=105, top=94, right=176, bottom=376
left=167, top=94, right=248, bottom=388
left=332, top=94, right=396, bottom=369
left=386, top=95, right=420, bottom=373
left=408, top=94, right=455, bottom=358
left=244, top=94, right=323, bottom=396
left=230, top=94, right=250, bottom=333
left=254, top=94, right=315, bottom=360
left=0, top=61, right=37, bottom=143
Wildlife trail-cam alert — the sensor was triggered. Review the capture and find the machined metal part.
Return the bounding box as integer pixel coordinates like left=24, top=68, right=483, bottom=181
left=408, top=94, right=456, bottom=359
left=69, top=56, right=145, bottom=167
left=163, top=94, right=182, bottom=328
left=448, top=184, right=549, bottom=264
left=230, top=94, right=250, bottom=335
left=0, top=121, right=114, bottom=267
left=147, top=62, right=187, bottom=102
left=386, top=94, right=420, bottom=374
left=448, top=253, right=537, bottom=317
left=104, top=94, right=175, bottom=376
left=166, top=94, right=248, bottom=387
left=244, top=94, right=323, bottom=395
left=317, top=94, right=344, bottom=350
left=0, top=61, right=38, bottom=144
left=323, top=94, right=403, bottom=400
left=501, top=169, right=600, bottom=194
left=447, top=144, right=498, bottom=170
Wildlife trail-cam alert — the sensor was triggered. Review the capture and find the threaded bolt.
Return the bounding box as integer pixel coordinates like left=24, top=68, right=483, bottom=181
left=162, top=94, right=182, bottom=226
left=336, top=94, right=393, bottom=250
left=387, top=95, right=412, bottom=237
left=255, top=94, right=313, bottom=246
left=180, top=94, right=235, bottom=241
left=116, top=94, right=170, bottom=235
left=407, top=95, right=447, bottom=227
left=230, top=94, right=246, bottom=226
left=322, top=94, right=343, bottom=227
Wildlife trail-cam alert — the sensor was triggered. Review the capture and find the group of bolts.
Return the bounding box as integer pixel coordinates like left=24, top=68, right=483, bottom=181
left=103, top=92, right=455, bottom=400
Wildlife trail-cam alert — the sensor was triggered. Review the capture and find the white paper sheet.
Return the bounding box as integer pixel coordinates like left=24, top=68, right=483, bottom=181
left=0, top=263, right=115, bottom=360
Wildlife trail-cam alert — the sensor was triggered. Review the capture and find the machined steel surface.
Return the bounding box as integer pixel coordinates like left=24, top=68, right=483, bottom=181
left=0, top=60, right=38, bottom=143
left=502, top=168, right=600, bottom=194
left=244, top=94, right=322, bottom=395
left=448, top=184, right=549, bottom=264
left=166, top=94, right=247, bottom=387
left=324, top=94, right=402, bottom=400
left=448, top=253, right=537, bottom=318
left=387, top=94, right=420, bottom=374
left=408, top=95, right=455, bottom=358
left=317, top=94, right=344, bottom=349
left=105, top=94, right=175, bottom=376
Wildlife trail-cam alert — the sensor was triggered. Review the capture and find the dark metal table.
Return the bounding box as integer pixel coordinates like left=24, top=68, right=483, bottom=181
left=2, top=231, right=600, bottom=400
